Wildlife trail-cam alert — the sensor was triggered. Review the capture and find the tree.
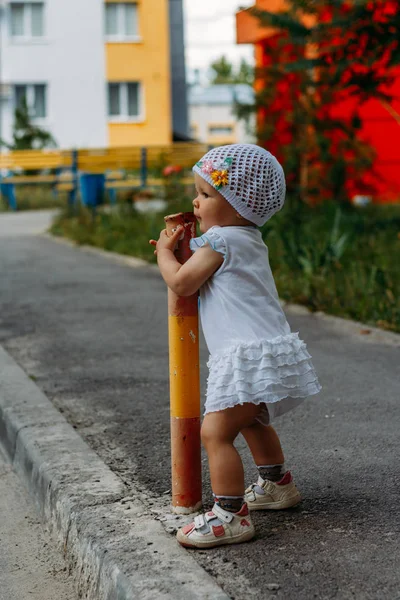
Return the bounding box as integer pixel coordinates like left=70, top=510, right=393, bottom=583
left=1, top=97, right=56, bottom=150
left=239, top=0, right=400, bottom=203
left=209, top=55, right=235, bottom=84
left=209, top=56, right=254, bottom=85
left=236, top=58, right=255, bottom=86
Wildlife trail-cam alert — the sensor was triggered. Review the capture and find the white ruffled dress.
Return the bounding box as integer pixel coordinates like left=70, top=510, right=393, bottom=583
left=190, top=225, right=321, bottom=423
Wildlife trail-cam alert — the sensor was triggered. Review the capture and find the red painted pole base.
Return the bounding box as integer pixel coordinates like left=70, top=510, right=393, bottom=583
left=170, top=416, right=202, bottom=513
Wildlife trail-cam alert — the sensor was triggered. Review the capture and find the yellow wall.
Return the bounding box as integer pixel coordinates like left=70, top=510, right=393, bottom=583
left=106, top=0, right=172, bottom=146
left=206, top=122, right=237, bottom=146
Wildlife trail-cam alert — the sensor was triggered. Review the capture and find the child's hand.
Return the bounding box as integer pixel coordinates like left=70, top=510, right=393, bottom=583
left=149, top=226, right=184, bottom=255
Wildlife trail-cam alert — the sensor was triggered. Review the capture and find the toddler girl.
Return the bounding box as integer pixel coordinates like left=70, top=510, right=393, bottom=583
left=150, top=144, right=321, bottom=549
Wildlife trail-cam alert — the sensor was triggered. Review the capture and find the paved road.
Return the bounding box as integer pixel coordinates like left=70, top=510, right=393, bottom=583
left=0, top=212, right=399, bottom=600
left=0, top=209, right=58, bottom=237
left=0, top=447, right=76, bottom=600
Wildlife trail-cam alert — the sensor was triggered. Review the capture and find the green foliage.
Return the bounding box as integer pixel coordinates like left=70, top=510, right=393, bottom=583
left=276, top=206, right=350, bottom=277
left=209, top=56, right=233, bottom=84
left=52, top=204, right=163, bottom=261
left=51, top=181, right=194, bottom=262
left=261, top=201, right=400, bottom=329
left=0, top=185, right=64, bottom=212
left=209, top=56, right=254, bottom=85
left=1, top=98, right=56, bottom=151
left=236, top=58, right=255, bottom=86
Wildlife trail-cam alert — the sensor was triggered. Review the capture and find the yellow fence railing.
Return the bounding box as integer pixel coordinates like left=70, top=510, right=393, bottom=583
left=0, top=143, right=208, bottom=174
left=0, top=149, right=72, bottom=172
left=0, top=143, right=207, bottom=209
left=77, top=143, right=208, bottom=172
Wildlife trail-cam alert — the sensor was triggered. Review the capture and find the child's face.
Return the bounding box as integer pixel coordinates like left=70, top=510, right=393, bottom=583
left=193, top=173, right=241, bottom=233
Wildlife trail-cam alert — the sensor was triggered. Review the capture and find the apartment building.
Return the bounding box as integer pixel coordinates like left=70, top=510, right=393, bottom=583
left=189, top=84, right=255, bottom=146
left=0, top=0, right=188, bottom=148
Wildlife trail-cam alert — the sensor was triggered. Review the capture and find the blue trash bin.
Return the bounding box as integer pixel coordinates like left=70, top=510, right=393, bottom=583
left=0, top=183, right=17, bottom=211
left=80, top=173, right=105, bottom=207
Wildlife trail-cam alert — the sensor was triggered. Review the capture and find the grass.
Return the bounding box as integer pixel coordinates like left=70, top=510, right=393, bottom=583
left=262, top=200, right=400, bottom=332
left=0, top=185, right=66, bottom=212
left=50, top=196, right=400, bottom=333
left=50, top=191, right=193, bottom=261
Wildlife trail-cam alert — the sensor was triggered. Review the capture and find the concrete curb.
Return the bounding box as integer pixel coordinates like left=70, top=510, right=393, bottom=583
left=281, top=302, right=400, bottom=346
left=0, top=345, right=230, bottom=600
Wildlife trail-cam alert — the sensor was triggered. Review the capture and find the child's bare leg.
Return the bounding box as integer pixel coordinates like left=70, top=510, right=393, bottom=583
left=176, top=404, right=261, bottom=548
left=241, top=416, right=302, bottom=511
left=201, top=403, right=264, bottom=496
left=241, top=422, right=285, bottom=466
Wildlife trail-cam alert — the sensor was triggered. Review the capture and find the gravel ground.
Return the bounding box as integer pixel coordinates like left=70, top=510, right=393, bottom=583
left=0, top=447, right=76, bottom=600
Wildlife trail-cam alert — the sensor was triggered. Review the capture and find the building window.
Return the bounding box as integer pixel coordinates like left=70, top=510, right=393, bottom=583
left=105, top=3, right=138, bottom=40
left=10, top=3, right=44, bottom=39
left=108, top=82, right=142, bottom=119
left=15, top=84, right=47, bottom=119
left=190, top=124, right=198, bottom=140
left=208, top=125, right=234, bottom=136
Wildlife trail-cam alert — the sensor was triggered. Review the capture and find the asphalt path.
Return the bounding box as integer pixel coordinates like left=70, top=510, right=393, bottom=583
left=0, top=212, right=399, bottom=600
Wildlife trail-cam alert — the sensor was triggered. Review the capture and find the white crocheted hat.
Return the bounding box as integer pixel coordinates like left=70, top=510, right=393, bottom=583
left=193, top=144, right=286, bottom=226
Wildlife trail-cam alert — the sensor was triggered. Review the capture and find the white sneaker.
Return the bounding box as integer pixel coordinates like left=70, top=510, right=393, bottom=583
left=245, top=471, right=301, bottom=511
left=176, top=502, right=255, bottom=549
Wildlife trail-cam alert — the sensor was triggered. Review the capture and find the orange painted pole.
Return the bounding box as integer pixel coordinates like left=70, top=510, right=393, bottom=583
left=164, top=212, right=202, bottom=514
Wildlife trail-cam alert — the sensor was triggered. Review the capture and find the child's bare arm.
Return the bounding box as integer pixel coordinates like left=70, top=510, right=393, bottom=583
left=158, top=245, right=223, bottom=296
left=149, top=228, right=223, bottom=296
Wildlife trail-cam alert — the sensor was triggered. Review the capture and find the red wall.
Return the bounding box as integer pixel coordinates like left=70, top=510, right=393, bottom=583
left=331, top=71, right=400, bottom=202
left=254, top=28, right=400, bottom=203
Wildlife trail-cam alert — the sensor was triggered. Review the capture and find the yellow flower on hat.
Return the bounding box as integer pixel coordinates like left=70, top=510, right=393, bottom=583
left=211, top=169, right=229, bottom=190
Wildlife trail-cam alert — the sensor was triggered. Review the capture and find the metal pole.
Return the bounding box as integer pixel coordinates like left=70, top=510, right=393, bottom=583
left=140, top=147, right=147, bottom=188
left=69, top=149, right=78, bottom=207
left=164, top=211, right=202, bottom=514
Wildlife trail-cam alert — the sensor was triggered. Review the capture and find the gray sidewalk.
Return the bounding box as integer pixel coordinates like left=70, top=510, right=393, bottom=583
left=0, top=212, right=399, bottom=599
left=0, top=209, right=58, bottom=237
